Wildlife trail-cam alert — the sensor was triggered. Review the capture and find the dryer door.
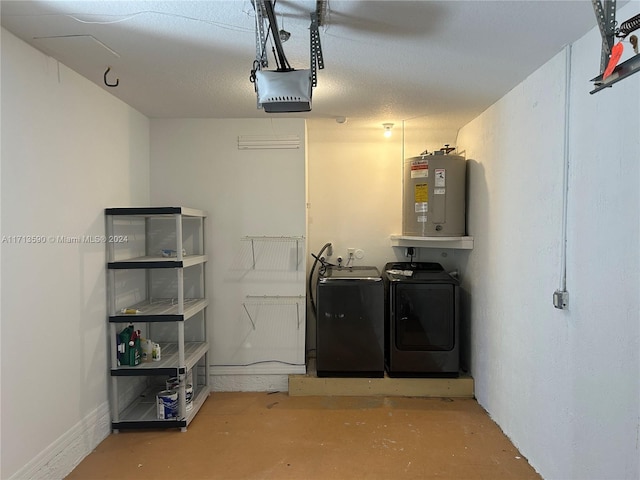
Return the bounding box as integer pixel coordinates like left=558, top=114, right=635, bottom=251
left=394, top=283, right=455, bottom=351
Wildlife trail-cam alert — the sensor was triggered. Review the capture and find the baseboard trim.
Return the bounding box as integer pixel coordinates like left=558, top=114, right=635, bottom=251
left=9, top=402, right=111, bottom=480
left=212, top=374, right=290, bottom=392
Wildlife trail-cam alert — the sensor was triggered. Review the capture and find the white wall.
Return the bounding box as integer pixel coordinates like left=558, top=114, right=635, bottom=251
left=456, top=2, right=640, bottom=478
left=0, top=25, right=4, bottom=478
left=150, top=118, right=307, bottom=392
left=306, top=121, right=403, bottom=267
left=1, top=29, right=150, bottom=479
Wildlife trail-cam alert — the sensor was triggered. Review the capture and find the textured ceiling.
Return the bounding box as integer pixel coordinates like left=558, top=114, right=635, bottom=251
left=0, top=0, right=621, bottom=137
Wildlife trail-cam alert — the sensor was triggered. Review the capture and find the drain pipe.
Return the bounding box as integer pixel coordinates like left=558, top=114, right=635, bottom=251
left=554, top=44, right=572, bottom=310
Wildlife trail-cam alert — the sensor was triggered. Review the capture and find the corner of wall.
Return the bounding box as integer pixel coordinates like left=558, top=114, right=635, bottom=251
left=9, top=403, right=111, bottom=480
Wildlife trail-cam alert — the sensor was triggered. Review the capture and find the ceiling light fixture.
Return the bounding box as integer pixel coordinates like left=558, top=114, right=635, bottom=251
left=383, top=123, right=394, bottom=138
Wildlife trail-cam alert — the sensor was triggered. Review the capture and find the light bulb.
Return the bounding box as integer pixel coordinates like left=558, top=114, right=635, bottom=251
left=382, top=123, right=394, bottom=138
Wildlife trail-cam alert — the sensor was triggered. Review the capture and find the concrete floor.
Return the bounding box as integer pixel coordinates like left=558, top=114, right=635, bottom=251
left=67, top=392, right=541, bottom=479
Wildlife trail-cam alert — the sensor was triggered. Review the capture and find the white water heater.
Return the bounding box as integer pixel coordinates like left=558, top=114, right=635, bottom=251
left=402, top=152, right=466, bottom=237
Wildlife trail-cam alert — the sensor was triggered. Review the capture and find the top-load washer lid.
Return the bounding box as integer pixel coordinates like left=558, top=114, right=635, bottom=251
left=383, top=262, right=459, bottom=285
left=319, top=266, right=381, bottom=282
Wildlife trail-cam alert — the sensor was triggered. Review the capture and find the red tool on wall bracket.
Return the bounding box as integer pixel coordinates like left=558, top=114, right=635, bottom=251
left=603, top=42, right=624, bottom=79
left=590, top=0, right=640, bottom=94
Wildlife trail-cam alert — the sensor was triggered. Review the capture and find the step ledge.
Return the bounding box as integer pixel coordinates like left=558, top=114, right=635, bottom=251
left=288, top=362, right=474, bottom=398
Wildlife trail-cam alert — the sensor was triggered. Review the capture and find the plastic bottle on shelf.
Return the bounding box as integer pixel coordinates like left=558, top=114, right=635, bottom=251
left=152, top=343, right=161, bottom=361
left=120, top=308, right=141, bottom=314
left=141, top=338, right=153, bottom=362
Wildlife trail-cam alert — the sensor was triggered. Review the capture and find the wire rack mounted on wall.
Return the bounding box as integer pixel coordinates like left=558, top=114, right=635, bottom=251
left=242, top=295, right=305, bottom=330
left=241, top=235, right=305, bottom=270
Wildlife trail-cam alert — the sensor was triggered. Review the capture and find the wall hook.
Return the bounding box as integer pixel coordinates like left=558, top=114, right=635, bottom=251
left=104, top=67, right=119, bottom=87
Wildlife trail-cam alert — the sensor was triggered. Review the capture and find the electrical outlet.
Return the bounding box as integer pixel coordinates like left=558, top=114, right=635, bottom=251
left=347, top=248, right=355, bottom=257
left=553, top=290, right=569, bottom=309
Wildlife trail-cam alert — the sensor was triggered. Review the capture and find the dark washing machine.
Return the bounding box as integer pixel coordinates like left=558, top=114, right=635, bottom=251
left=383, top=262, right=460, bottom=377
left=316, top=266, right=384, bottom=377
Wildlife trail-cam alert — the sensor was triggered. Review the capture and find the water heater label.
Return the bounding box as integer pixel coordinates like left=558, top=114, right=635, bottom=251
left=415, top=183, right=428, bottom=202
left=415, top=202, right=428, bottom=213
left=434, top=188, right=446, bottom=195
left=435, top=168, right=446, bottom=187
left=410, top=159, right=429, bottom=178
left=417, top=215, right=428, bottom=223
